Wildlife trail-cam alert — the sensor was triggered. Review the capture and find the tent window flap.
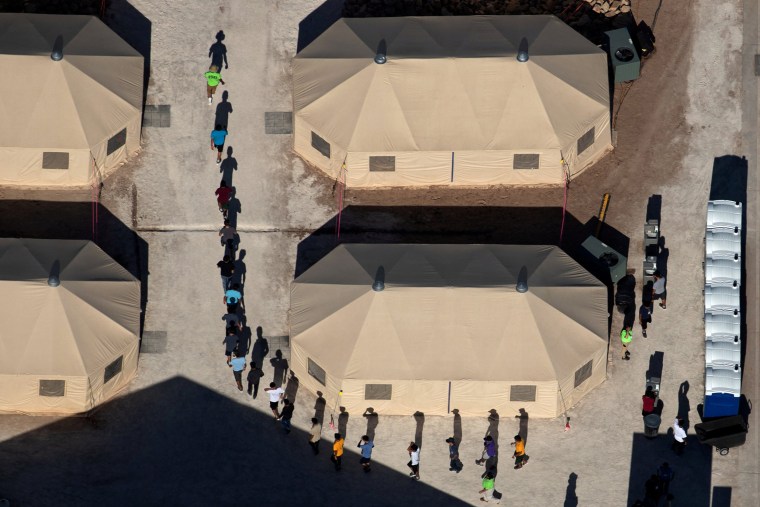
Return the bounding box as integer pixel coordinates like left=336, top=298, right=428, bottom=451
left=365, top=384, right=392, bottom=400
left=574, top=360, right=593, bottom=387
left=510, top=385, right=537, bottom=402
left=369, top=156, right=395, bottom=172
left=577, top=127, right=595, bottom=155
left=513, top=154, right=539, bottom=170
left=308, top=358, right=326, bottom=385
left=39, top=379, right=65, bottom=397
left=104, top=356, right=123, bottom=384
left=42, top=152, right=69, bottom=169
left=107, top=128, right=127, bottom=155
left=311, top=132, right=331, bottom=159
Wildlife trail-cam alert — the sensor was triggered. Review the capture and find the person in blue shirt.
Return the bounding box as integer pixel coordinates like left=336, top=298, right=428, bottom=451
left=224, top=283, right=243, bottom=313
left=357, top=435, right=374, bottom=472
left=229, top=349, right=246, bottom=391
left=210, top=124, right=229, bottom=164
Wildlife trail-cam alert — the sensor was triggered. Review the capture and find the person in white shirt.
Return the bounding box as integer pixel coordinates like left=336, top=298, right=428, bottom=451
left=407, top=442, right=420, bottom=480
left=264, top=382, right=284, bottom=418
left=672, top=417, right=686, bottom=455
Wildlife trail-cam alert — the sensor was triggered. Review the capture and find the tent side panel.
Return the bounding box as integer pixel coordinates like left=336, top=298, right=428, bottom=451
left=450, top=380, right=560, bottom=418
left=293, top=116, right=344, bottom=181
left=0, top=375, right=88, bottom=415
left=556, top=346, right=608, bottom=415
left=453, top=150, right=564, bottom=185
left=338, top=379, right=450, bottom=416
left=99, top=113, right=142, bottom=179
left=84, top=340, right=139, bottom=411
left=346, top=152, right=454, bottom=187
left=0, top=148, right=91, bottom=186
left=291, top=340, right=344, bottom=412
left=561, top=112, right=612, bottom=179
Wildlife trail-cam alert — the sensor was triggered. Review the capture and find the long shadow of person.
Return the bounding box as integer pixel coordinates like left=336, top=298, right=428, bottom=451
left=215, top=91, right=233, bottom=130
left=227, top=194, right=241, bottom=229
left=209, top=30, right=228, bottom=69
left=485, top=409, right=500, bottom=476
left=251, top=325, right=269, bottom=367
left=314, top=391, right=326, bottom=426
left=413, top=411, right=425, bottom=449
left=235, top=325, right=251, bottom=355
left=232, top=249, right=247, bottom=287
left=284, top=371, right=300, bottom=402
left=563, top=472, right=579, bottom=507
left=363, top=408, right=379, bottom=442
left=657, top=236, right=669, bottom=278
left=677, top=381, right=690, bottom=430
left=338, top=406, right=349, bottom=439
left=516, top=408, right=529, bottom=444
left=219, top=147, right=238, bottom=185
left=270, top=349, right=288, bottom=387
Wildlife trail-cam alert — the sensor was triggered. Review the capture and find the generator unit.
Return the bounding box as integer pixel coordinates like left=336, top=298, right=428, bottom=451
left=606, top=28, right=641, bottom=83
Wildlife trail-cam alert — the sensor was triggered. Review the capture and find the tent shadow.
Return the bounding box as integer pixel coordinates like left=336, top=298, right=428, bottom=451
left=0, top=200, right=149, bottom=337
left=297, top=0, right=345, bottom=53
left=0, top=377, right=470, bottom=506
left=104, top=1, right=152, bottom=109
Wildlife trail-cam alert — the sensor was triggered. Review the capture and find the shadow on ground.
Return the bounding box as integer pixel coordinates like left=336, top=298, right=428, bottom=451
left=105, top=0, right=152, bottom=108
left=0, top=200, right=149, bottom=335
left=627, top=432, right=712, bottom=506
left=0, top=377, right=469, bottom=506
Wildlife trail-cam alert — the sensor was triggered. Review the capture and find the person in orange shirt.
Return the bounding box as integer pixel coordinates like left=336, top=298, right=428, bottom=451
left=512, top=434, right=530, bottom=469
left=331, top=433, right=344, bottom=471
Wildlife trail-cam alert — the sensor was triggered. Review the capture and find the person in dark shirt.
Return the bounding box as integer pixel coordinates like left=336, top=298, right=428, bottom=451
left=278, top=399, right=295, bottom=434
left=217, top=255, right=234, bottom=292
left=446, top=437, right=463, bottom=473
left=223, top=327, right=238, bottom=365
left=639, top=303, right=652, bottom=337
left=215, top=180, right=232, bottom=217
left=246, top=361, right=264, bottom=399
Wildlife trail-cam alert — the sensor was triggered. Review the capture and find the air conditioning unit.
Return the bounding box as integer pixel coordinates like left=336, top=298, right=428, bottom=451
left=581, top=235, right=627, bottom=283
left=606, top=28, right=640, bottom=83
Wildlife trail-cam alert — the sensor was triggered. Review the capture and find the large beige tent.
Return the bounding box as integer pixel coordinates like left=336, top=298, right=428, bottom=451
left=293, top=15, right=612, bottom=187
left=291, top=244, right=608, bottom=417
left=0, top=14, right=143, bottom=186
left=0, top=239, right=141, bottom=415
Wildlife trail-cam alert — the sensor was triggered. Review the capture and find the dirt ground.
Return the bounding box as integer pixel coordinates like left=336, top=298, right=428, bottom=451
left=0, top=0, right=757, bottom=506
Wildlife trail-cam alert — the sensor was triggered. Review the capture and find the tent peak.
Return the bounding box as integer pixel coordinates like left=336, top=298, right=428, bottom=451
left=48, top=260, right=61, bottom=287
left=517, top=37, right=529, bottom=62
left=51, top=35, right=64, bottom=61
left=372, top=266, right=385, bottom=291
left=374, top=39, right=387, bottom=65
left=516, top=266, right=529, bottom=293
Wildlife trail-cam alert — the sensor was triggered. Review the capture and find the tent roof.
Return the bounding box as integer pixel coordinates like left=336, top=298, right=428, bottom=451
left=291, top=244, right=608, bottom=382
left=0, top=238, right=140, bottom=376
left=0, top=14, right=143, bottom=151
left=293, top=15, right=609, bottom=152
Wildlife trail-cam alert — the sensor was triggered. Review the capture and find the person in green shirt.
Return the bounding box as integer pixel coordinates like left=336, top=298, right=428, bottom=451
left=479, top=472, right=495, bottom=502
left=621, top=326, right=632, bottom=360
left=204, top=64, right=225, bottom=105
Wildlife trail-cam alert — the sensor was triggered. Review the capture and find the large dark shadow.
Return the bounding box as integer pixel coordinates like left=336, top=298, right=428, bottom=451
left=677, top=381, right=691, bottom=431
left=712, top=486, right=732, bottom=507
left=105, top=1, right=152, bottom=108
left=251, top=326, right=270, bottom=368
left=0, top=377, right=470, bottom=506
left=297, top=0, right=345, bottom=53
left=269, top=349, right=288, bottom=387
left=627, top=432, right=712, bottom=506
left=0, top=200, right=148, bottom=337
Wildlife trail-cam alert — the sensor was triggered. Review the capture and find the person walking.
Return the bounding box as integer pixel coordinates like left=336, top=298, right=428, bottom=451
left=264, top=382, right=284, bottom=419
left=217, top=255, right=235, bottom=292
left=475, top=435, right=496, bottom=466
left=446, top=437, right=463, bottom=473
left=278, top=399, right=295, bottom=434
left=223, top=327, right=238, bottom=365
left=653, top=271, right=667, bottom=309
left=331, top=433, right=344, bottom=471
left=204, top=64, right=225, bottom=105
left=621, top=326, right=632, bottom=360
left=407, top=442, right=420, bottom=480
left=219, top=219, right=236, bottom=248
left=215, top=180, right=232, bottom=217
left=229, top=350, right=245, bottom=391
left=210, top=124, right=229, bottom=164
left=641, top=386, right=656, bottom=417
left=224, top=283, right=242, bottom=313
left=479, top=472, right=496, bottom=503
left=639, top=302, right=652, bottom=338
left=511, top=434, right=529, bottom=469
left=309, top=418, right=322, bottom=455
left=671, top=417, right=686, bottom=455
left=357, top=435, right=374, bottom=473
left=246, top=361, right=264, bottom=398
left=657, top=462, right=674, bottom=496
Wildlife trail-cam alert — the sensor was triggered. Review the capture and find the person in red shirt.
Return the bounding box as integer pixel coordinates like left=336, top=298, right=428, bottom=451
left=642, top=386, right=656, bottom=416
left=215, top=180, right=232, bottom=217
